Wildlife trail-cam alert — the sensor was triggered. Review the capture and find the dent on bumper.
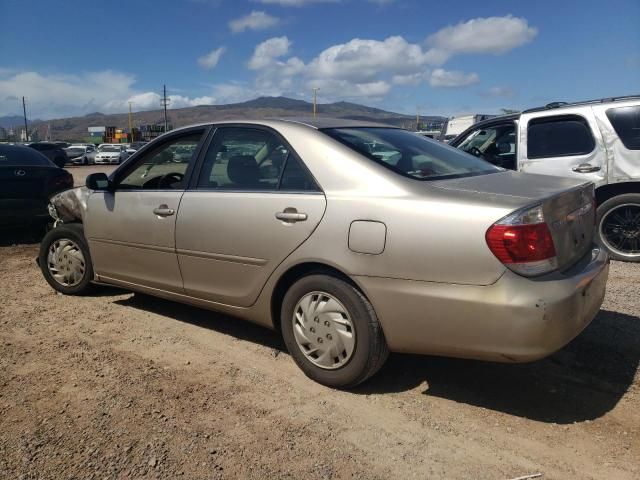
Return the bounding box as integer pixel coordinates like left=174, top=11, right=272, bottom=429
left=355, top=246, right=609, bottom=362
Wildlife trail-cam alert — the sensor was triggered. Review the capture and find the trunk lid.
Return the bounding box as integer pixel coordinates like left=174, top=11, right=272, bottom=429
left=0, top=166, right=61, bottom=200
left=433, top=171, right=595, bottom=271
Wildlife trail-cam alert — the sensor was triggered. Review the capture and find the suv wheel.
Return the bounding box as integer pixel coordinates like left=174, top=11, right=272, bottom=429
left=597, top=193, right=640, bottom=262
left=39, top=224, right=95, bottom=295
left=281, top=274, right=388, bottom=388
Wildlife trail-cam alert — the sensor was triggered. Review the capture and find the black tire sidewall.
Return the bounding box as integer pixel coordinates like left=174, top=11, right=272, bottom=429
left=39, top=224, right=95, bottom=295
left=597, top=193, right=640, bottom=262
left=281, top=274, right=380, bottom=388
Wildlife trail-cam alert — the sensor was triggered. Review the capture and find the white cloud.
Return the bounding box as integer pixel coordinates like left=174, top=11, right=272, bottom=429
left=229, top=11, right=280, bottom=33
left=256, top=0, right=339, bottom=6
left=307, top=36, right=431, bottom=83
left=482, top=86, right=514, bottom=98
left=308, top=79, right=391, bottom=99
left=391, top=72, right=427, bottom=86
left=426, top=15, right=538, bottom=65
left=197, top=46, right=226, bottom=69
left=248, top=36, right=294, bottom=69
left=429, top=68, right=479, bottom=88
left=0, top=70, right=136, bottom=118
left=0, top=69, right=232, bottom=119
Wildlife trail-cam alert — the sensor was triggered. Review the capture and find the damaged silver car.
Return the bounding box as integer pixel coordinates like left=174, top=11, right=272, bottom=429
left=39, top=118, right=609, bottom=388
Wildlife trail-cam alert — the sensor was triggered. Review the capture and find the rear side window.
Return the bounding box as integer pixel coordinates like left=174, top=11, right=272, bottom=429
left=527, top=115, right=595, bottom=159
left=606, top=106, right=640, bottom=150
left=0, top=146, right=54, bottom=166
left=196, top=127, right=319, bottom=192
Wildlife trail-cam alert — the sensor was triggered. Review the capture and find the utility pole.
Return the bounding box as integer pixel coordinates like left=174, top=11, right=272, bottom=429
left=128, top=102, right=134, bottom=141
left=160, top=84, right=170, bottom=132
left=22, top=96, right=29, bottom=141
left=416, top=106, right=420, bottom=131
left=312, top=87, right=319, bottom=118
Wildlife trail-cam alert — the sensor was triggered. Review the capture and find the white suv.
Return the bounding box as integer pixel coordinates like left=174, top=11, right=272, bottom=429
left=451, top=96, right=640, bottom=262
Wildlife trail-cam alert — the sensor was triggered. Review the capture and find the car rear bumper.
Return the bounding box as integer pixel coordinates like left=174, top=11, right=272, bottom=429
left=0, top=199, right=49, bottom=225
left=355, top=245, right=609, bottom=362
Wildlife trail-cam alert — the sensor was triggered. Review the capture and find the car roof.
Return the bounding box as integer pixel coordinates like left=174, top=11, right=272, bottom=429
left=522, top=94, right=640, bottom=113
left=275, top=117, right=399, bottom=129
left=462, top=113, right=519, bottom=130
left=167, top=117, right=400, bottom=134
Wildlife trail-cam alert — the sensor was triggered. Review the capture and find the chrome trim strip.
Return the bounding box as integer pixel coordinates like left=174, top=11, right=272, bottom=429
left=176, top=248, right=267, bottom=266
left=90, top=238, right=175, bottom=254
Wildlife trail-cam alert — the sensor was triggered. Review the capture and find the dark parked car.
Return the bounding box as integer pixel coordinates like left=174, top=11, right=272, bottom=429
left=0, top=144, right=73, bottom=228
left=28, top=142, right=68, bottom=168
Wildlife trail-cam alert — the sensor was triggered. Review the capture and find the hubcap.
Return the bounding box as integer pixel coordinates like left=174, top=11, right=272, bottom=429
left=600, top=203, right=640, bottom=258
left=292, top=291, right=356, bottom=370
left=47, top=238, right=86, bottom=287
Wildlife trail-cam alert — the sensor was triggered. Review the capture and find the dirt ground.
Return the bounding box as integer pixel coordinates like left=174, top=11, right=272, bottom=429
left=0, top=230, right=639, bottom=479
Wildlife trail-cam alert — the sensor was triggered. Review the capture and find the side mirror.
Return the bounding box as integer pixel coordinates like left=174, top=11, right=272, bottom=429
left=86, top=172, right=112, bottom=191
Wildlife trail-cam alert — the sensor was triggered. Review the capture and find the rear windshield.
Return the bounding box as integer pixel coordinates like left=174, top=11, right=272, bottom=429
left=323, top=127, right=500, bottom=180
left=0, top=145, right=55, bottom=166
left=66, top=148, right=84, bottom=156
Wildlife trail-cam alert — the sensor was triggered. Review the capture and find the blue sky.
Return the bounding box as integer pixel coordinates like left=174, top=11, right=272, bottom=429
left=1, top=0, right=639, bottom=119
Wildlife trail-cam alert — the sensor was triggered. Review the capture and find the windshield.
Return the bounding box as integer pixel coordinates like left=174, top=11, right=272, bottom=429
left=100, top=146, right=121, bottom=152
left=323, top=127, right=500, bottom=180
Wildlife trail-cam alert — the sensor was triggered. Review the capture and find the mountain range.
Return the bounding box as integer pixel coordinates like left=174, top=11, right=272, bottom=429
left=0, top=97, right=445, bottom=141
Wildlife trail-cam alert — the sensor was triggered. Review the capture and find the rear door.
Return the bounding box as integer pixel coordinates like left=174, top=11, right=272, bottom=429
left=591, top=101, right=640, bottom=182
left=518, top=108, right=607, bottom=185
left=85, top=127, right=208, bottom=292
left=176, top=125, right=326, bottom=307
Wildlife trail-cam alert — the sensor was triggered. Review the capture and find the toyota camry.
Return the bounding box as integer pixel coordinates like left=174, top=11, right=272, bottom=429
left=39, top=118, right=609, bottom=388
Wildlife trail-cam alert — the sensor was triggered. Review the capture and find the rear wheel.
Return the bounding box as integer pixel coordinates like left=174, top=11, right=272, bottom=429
left=39, top=223, right=95, bottom=295
left=597, top=193, right=640, bottom=262
left=281, top=274, right=388, bottom=388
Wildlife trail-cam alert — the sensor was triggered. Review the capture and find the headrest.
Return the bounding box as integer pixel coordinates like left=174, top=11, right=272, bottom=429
left=227, top=155, right=260, bottom=188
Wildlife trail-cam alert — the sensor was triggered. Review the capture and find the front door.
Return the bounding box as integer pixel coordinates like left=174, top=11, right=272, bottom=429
left=454, top=122, right=517, bottom=170
left=176, top=126, right=327, bottom=307
left=85, top=128, right=208, bottom=292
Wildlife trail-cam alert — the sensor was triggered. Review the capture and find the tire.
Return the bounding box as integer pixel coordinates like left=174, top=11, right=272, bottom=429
left=597, top=193, right=640, bottom=262
left=39, top=223, right=95, bottom=295
left=281, top=274, right=388, bottom=388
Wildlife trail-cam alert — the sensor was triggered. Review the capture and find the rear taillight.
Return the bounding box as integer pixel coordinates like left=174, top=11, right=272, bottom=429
left=49, top=173, right=74, bottom=192
left=486, top=204, right=558, bottom=277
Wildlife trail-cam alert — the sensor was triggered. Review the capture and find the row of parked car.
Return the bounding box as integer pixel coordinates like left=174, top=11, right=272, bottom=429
left=22, top=141, right=148, bottom=168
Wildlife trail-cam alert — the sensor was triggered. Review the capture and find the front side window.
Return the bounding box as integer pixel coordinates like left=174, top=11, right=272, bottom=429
left=606, top=105, right=640, bottom=150
left=527, top=115, right=595, bottom=159
left=456, top=123, right=517, bottom=170
left=324, top=127, right=499, bottom=181
left=196, top=127, right=318, bottom=191
left=117, top=132, right=204, bottom=190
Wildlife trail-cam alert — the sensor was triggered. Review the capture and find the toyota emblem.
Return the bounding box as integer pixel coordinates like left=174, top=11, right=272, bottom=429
left=14, top=169, right=26, bottom=177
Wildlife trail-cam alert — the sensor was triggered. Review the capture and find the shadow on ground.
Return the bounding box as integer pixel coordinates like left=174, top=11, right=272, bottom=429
left=114, top=292, right=640, bottom=424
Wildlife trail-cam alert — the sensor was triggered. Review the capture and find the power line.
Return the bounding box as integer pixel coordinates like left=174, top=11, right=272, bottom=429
left=22, top=96, right=28, bottom=141
left=160, top=84, right=170, bottom=132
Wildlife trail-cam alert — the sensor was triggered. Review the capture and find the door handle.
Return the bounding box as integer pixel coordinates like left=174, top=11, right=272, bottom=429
left=153, top=205, right=175, bottom=217
left=572, top=163, right=601, bottom=173
left=275, top=209, right=307, bottom=223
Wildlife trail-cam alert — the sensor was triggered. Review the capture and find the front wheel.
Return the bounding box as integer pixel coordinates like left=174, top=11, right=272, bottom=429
left=39, top=223, right=95, bottom=295
left=597, top=193, right=640, bottom=262
left=281, top=274, right=388, bottom=388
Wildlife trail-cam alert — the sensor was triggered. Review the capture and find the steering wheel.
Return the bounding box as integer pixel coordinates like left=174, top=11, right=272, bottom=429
left=468, top=146, right=483, bottom=158
left=157, top=172, right=184, bottom=189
